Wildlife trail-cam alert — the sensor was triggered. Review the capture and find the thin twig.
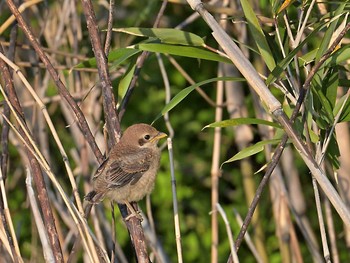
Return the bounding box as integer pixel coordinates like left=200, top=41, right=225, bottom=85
left=156, top=53, right=174, bottom=148
left=80, top=0, right=120, bottom=144
left=166, top=55, right=218, bottom=107
left=312, top=173, right=330, bottom=262
left=118, top=0, right=168, bottom=120
left=233, top=210, right=263, bottom=263
left=215, top=204, right=238, bottom=263
left=167, top=138, right=183, bottom=263
left=104, top=0, right=115, bottom=55
left=325, top=198, right=339, bottom=263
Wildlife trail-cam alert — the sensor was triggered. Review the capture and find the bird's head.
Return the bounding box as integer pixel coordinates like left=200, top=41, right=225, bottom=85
left=121, top=123, right=167, bottom=148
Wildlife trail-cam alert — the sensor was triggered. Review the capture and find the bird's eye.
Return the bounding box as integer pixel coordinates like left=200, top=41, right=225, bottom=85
left=144, top=134, right=150, bottom=140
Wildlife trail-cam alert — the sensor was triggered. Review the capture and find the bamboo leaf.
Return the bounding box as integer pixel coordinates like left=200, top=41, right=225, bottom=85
left=240, top=0, right=276, bottom=71
left=118, top=63, right=136, bottom=101
left=325, top=44, right=350, bottom=67
left=113, top=27, right=205, bottom=46
left=204, top=118, right=281, bottom=129
left=334, top=94, right=350, bottom=122
left=266, top=18, right=335, bottom=85
left=71, top=48, right=141, bottom=70
left=152, top=77, right=245, bottom=123
left=315, top=4, right=346, bottom=62
left=133, top=43, right=232, bottom=64
left=221, top=139, right=281, bottom=166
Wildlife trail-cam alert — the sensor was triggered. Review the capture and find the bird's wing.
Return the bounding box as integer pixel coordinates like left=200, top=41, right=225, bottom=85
left=92, top=157, right=109, bottom=181
left=105, top=148, right=153, bottom=189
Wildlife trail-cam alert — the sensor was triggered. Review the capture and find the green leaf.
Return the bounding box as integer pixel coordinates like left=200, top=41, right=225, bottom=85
left=266, top=18, right=334, bottom=85
left=325, top=44, right=350, bottom=67
left=109, top=49, right=142, bottom=68
left=240, top=0, right=276, bottom=71
left=113, top=27, right=205, bottom=46
left=339, top=78, right=350, bottom=87
left=298, top=49, right=318, bottom=67
left=133, top=43, right=232, bottom=64
left=315, top=4, right=346, bottom=62
left=322, top=131, right=340, bottom=170
left=312, top=87, right=334, bottom=124
left=204, top=118, right=281, bottom=129
left=310, top=69, right=338, bottom=126
left=222, top=139, right=281, bottom=166
left=118, top=62, right=136, bottom=101
left=152, top=77, right=245, bottom=123
left=334, top=94, right=350, bottom=122
left=323, top=69, right=338, bottom=108
left=71, top=48, right=141, bottom=70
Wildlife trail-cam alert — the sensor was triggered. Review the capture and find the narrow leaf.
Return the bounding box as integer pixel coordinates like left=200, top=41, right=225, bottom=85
left=266, top=19, right=333, bottom=85
left=71, top=48, right=140, bottom=70
left=204, top=118, right=281, bottom=129
left=133, top=43, right=232, bottom=64
left=315, top=4, right=346, bottom=62
left=334, top=94, right=350, bottom=122
left=240, top=0, right=276, bottom=71
left=325, top=44, right=350, bottom=67
left=222, top=139, right=281, bottom=166
left=113, top=27, right=205, bottom=46
left=152, top=77, right=245, bottom=123
left=118, top=63, right=136, bottom=101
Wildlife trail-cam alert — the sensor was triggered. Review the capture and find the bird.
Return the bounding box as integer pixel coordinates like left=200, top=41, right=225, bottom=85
left=85, top=123, right=167, bottom=220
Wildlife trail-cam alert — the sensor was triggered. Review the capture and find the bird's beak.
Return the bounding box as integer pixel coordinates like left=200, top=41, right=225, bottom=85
left=151, top=132, right=167, bottom=142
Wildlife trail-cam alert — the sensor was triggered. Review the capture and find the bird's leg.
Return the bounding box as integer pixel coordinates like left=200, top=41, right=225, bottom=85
left=124, top=201, right=143, bottom=221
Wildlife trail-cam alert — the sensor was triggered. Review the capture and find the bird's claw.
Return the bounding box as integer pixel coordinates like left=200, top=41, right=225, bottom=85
left=125, top=210, right=143, bottom=221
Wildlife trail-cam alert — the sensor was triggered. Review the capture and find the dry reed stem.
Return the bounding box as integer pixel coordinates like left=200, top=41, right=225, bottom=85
left=0, top=46, right=64, bottom=262
left=0, top=0, right=43, bottom=34
left=0, top=52, right=103, bottom=262
left=0, top=157, right=22, bottom=262
left=210, top=65, right=224, bottom=263
left=0, top=226, right=13, bottom=261
left=5, top=0, right=104, bottom=164
left=209, top=4, right=227, bottom=262
left=0, top=97, right=105, bottom=262
left=25, top=168, right=55, bottom=262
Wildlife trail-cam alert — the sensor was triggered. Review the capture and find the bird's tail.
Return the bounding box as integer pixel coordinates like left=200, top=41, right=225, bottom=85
left=84, top=190, right=104, bottom=204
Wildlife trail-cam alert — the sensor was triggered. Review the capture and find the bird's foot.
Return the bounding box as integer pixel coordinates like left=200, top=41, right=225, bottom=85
left=124, top=201, right=143, bottom=221
left=124, top=210, right=143, bottom=221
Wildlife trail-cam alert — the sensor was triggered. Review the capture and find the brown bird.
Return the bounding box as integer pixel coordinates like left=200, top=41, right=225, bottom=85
left=85, top=123, right=167, bottom=220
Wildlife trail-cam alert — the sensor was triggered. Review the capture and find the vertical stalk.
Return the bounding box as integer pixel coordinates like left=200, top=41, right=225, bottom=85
left=211, top=63, right=224, bottom=263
